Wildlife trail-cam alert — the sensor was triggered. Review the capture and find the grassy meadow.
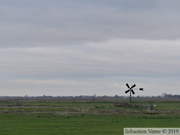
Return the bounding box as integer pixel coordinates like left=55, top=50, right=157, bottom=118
left=0, top=98, right=179, bottom=135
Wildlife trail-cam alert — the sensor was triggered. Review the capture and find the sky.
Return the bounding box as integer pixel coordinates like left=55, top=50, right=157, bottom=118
left=0, top=0, right=180, bottom=96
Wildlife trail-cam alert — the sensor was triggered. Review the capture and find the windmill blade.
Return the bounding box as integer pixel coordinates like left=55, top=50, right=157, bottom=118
left=131, top=90, right=135, bottom=94
left=131, top=84, right=136, bottom=89
left=125, top=90, right=130, bottom=93
left=139, top=88, right=143, bottom=91
left=126, top=83, right=130, bottom=88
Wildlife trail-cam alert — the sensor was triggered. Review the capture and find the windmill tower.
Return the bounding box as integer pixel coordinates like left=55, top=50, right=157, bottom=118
left=125, top=83, right=143, bottom=102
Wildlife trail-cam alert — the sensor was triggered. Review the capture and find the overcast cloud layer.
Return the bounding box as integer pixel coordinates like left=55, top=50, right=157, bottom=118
left=0, top=0, right=180, bottom=96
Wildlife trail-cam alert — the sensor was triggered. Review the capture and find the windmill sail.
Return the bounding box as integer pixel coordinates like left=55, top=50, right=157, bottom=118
left=125, top=90, right=130, bottom=93
left=131, top=84, right=136, bottom=89
left=126, top=83, right=130, bottom=88
left=131, top=90, right=135, bottom=94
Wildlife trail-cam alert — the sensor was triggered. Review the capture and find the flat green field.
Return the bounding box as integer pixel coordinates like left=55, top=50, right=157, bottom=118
left=0, top=98, right=179, bottom=135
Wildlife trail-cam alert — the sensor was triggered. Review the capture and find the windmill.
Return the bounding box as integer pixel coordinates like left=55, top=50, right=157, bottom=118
left=125, top=83, right=143, bottom=102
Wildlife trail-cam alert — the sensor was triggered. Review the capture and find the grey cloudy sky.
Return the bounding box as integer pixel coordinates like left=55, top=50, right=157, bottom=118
left=0, top=0, right=180, bottom=96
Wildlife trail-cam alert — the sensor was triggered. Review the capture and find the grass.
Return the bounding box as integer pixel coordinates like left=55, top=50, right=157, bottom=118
left=0, top=113, right=179, bottom=135
left=0, top=98, right=179, bottom=135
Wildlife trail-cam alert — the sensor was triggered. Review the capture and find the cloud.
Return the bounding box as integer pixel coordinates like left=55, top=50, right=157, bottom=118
left=1, top=39, right=180, bottom=79
left=1, top=0, right=180, bottom=48
left=0, top=1, right=180, bottom=96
